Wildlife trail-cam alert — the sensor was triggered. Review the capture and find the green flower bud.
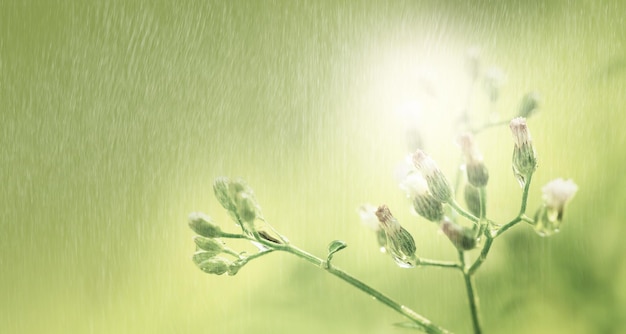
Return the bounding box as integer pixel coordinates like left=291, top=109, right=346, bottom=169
left=375, top=206, right=417, bottom=268
left=509, top=117, right=537, bottom=187
left=457, top=133, right=489, bottom=187
left=412, top=150, right=453, bottom=203
left=398, top=172, right=444, bottom=222
left=463, top=184, right=481, bottom=218
left=467, top=163, right=489, bottom=188
left=440, top=218, right=476, bottom=251
left=413, top=194, right=444, bottom=222
left=193, top=254, right=232, bottom=275
left=193, top=236, right=224, bottom=255
left=234, top=192, right=257, bottom=224
left=213, top=177, right=263, bottom=235
left=213, top=177, right=236, bottom=212
left=188, top=212, right=222, bottom=238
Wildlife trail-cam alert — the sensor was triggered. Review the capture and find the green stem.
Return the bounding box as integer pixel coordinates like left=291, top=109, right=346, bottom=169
left=242, top=249, right=274, bottom=263
left=459, top=251, right=482, bottom=334
left=478, top=187, right=487, bottom=219
left=518, top=173, right=533, bottom=215
left=419, top=258, right=462, bottom=269
left=220, top=232, right=248, bottom=239
left=494, top=172, right=534, bottom=238
left=449, top=200, right=480, bottom=224
left=279, top=244, right=450, bottom=334
left=468, top=236, right=493, bottom=275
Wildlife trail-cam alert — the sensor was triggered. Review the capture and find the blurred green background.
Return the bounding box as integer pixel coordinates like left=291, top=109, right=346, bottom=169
left=2, top=1, right=625, bottom=333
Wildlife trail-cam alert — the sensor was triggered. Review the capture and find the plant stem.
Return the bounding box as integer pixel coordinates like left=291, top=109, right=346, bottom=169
left=518, top=173, right=533, bottom=215
left=468, top=236, right=493, bottom=275
left=449, top=200, right=480, bottom=224
left=419, top=258, right=462, bottom=269
left=494, top=172, right=534, bottom=238
left=459, top=251, right=482, bottom=334
left=278, top=243, right=451, bottom=334
left=220, top=232, right=248, bottom=239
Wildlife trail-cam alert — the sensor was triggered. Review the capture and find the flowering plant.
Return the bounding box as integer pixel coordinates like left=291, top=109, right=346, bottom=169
left=186, top=49, right=577, bottom=334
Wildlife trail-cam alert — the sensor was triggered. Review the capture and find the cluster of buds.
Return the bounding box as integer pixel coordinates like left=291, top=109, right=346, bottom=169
left=188, top=212, right=241, bottom=275
left=412, top=150, right=453, bottom=203
left=213, top=177, right=286, bottom=244
left=358, top=112, right=579, bottom=266
left=188, top=178, right=290, bottom=276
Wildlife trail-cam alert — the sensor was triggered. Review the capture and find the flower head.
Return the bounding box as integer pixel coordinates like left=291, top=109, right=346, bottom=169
left=542, top=178, right=578, bottom=220
left=188, top=212, right=223, bottom=238
left=509, top=117, right=538, bottom=187
left=532, top=178, right=578, bottom=236
left=457, top=133, right=489, bottom=187
left=412, top=150, right=453, bottom=202
left=375, top=206, right=417, bottom=268
left=440, top=218, right=476, bottom=251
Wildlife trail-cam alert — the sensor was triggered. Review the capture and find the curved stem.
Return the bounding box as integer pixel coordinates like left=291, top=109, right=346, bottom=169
left=468, top=236, right=493, bottom=275
left=459, top=251, right=482, bottom=334
left=449, top=200, right=480, bottom=224
left=279, top=244, right=450, bottom=334
left=494, top=172, right=534, bottom=238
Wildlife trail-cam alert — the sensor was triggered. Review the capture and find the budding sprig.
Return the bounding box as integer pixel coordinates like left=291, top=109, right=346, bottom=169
left=187, top=178, right=290, bottom=276
left=187, top=48, right=579, bottom=334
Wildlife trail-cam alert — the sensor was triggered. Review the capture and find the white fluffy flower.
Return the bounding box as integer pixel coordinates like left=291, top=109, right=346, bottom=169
left=542, top=178, right=578, bottom=211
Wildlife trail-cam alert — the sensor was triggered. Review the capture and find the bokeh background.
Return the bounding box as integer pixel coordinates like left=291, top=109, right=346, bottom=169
left=2, top=1, right=625, bottom=333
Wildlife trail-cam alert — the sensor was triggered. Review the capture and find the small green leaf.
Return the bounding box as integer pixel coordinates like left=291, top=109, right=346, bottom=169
left=326, top=240, right=347, bottom=263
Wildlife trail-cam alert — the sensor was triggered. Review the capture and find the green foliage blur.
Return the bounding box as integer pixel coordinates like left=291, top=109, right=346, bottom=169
left=1, top=1, right=625, bottom=333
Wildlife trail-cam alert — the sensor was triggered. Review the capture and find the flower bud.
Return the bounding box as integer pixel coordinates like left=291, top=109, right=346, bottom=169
left=518, top=92, right=541, bottom=118
left=440, top=218, right=476, bottom=251
left=412, top=193, right=444, bottom=222
left=463, top=184, right=481, bottom=218
left=375, top=206, right=417, bottom=268
left=192, top=253, right=231, bottom=275
left=213, top=177, right=236, bottom=212
left=532, top=178, right=578, bottom=236
left=412, top=150, right=453, bottom=202
left=234, top=192, right=257, bottom=223
left=457, top=133, right=489, bottom=187
left=193, top=236, right=224, bottom=255
left=509, top=117, right=538, bottom=187
left=188, top=212, right=223, bottom=238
